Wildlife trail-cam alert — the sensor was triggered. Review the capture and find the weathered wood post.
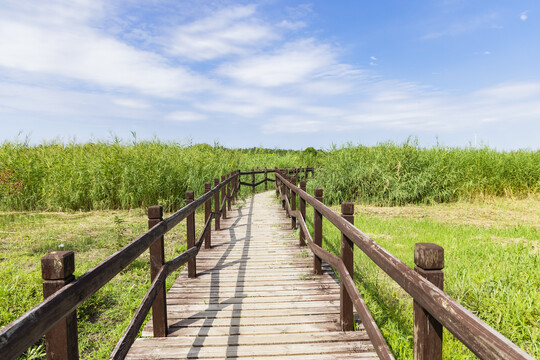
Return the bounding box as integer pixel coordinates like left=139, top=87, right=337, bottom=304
left=414, top=243, right=444, bottom=360
left=237, top=169, right=241, bottom=200
left=214, top=178, right=220, bottom=231
left=221, top=175, right=227, bottom=219
left=299, top=181, right=307, bottom=246
left=147, top=205, right=168, bottom=337
left=41, top=251, right=78, bottom=360
left=204, top=182, right=212, bottom=249
left=186, top=191, right=196, bottom=278
left=251, top=168, right=255, bottom=192
left=264, top=167, right=268, bottom=190
left=290, top=177, right=297, bottom=229
left=281, top=174, right=286, bottom=210
left=313, top=188, right=323, bottom=275
left=341, top=202, right=355, bottom=331
left=227, top=173, right=232, bottom=211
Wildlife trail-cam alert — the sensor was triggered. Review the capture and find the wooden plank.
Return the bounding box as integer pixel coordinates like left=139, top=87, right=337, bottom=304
left=131, top=331, right=369, bottom=346
left=126, top=341, right=374, bottom=358
left=130, top=191, right=381, bottom=360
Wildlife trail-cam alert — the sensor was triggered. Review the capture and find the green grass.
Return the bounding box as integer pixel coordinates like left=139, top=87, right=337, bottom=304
left=0, top=208, right=205, bottom=359
left=302, top=198, right=539, bottom=359
left=2, top=138, right=539, bottom=211
left=308, top=140, right=540, bottom=206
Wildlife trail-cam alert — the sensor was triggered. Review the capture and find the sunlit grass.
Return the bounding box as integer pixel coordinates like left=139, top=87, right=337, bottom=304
left=0, top=209, right=204, bottom=359
left=303, top=199, right=539, bottom=359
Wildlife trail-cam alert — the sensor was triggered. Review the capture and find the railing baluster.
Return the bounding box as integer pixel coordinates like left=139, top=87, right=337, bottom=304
left=414, top=243, right=444, bottom=360
left=221, top=175, right=227, bottom=219
left=186, top=191, right=196, bottom=278
left=148, top=205, right=167, bottom=337
left=42, top=251, right=78, bottom=360
left=227, top=173, right=232, bottom=211
left=291, top=177, right=297, bottom=229
left=314, top=188, right=323, bottom=275
left=214, top=178, right=220, bottom=231
left=299, top=181, right=306, bottom=246
left=204, top=182, right=211, bottom=249
left=341, top=202, right=355, bottom=331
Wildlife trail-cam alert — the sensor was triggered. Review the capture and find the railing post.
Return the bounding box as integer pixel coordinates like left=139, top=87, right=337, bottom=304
left=147, top=205, right=167, bottom=337
left=41, top=251, right=78, bottom=360
left=214, top=178, right=220, bottom=231
left=275, top=171, right=279, bottom=195
left=313, top=188, right=323, bottom=275
left=291, top=177, right=297, bottom=229
left=299, top=181, right=306, bottom=246
left=236, top=169, right=241, bottom=200
left=281, top=175, right=286, bottom=210
left=341, top=202, right=355, bottom=331
left=414, top=243, right=444, bottom=360
left=264, top=167, right=268, bottom=190
left=227, top=173, right=232, bottom=211
left=221, top=175, right=227, bottom=219
left=204, top=182, right=212, bottom=249
left=251, top=168, right=255, bottom=192
left=186, top=191, right=196, bottom=278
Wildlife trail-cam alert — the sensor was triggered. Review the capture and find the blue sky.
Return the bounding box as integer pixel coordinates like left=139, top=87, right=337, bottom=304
left=1, top=0, right=539, bottom=149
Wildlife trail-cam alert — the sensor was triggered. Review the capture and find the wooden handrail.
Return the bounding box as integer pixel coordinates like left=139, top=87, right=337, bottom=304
left=294, top=205, right=394, bottom=360
left=0, top=172, right=239, bottom=360
left=275, top=172, right=533, bottom=360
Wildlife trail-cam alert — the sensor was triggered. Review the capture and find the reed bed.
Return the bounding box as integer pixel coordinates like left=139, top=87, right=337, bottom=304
left=1, top=139, right=539, bottom=211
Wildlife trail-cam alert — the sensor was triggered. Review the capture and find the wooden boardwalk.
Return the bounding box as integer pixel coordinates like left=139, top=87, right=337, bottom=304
left=127, top=191, right=379, bottom=359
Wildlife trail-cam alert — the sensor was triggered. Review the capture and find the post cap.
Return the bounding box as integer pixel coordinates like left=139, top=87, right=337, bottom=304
left=300, top=181, right=306, bottom=189
left=41, top=251, right=75, bottom=280
left=148, top=205, right=163, bottom=219
left=186, top=190, right=194, bottom=200
left=314, top=188, right=323, bottom=197
left=205, top=182, right=211, bottom=191
left=214, top=177, right=219, bottom=184
left=415, top=243, right=444, bottom=270
left=341, top=202, right=354, bottom=215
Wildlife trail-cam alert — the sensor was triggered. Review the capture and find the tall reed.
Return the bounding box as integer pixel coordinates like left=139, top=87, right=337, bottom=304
left=1, top=139, right=539, bottom=210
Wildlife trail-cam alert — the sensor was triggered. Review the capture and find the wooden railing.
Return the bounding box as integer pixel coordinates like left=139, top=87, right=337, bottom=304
left=274, top=170, right=534, bottom=360
left=0, top=170, right=245, bottom=360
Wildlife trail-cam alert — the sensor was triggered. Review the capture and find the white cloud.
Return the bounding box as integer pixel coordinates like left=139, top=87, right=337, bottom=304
left=217, top=39, right=335, bottom=87
left=113, top=98, right=151, bottom=109
left=262, top=116, right=325, bottom=134
left=278, top=20, right=306, bottom=30
left=165, top=5, right=275, bottom=61
left=520, top=11, right=528, bottom=21
left=166, top=111, right=207, bottom=122
left=370, top=56, right=377, bottom=61
left=0, top=3, right=211, bottom=97
left=483, top=51, right=491, bottom=55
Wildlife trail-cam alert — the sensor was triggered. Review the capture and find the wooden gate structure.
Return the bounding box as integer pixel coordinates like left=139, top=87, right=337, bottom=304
left=0, top=168, right=534, bottom=360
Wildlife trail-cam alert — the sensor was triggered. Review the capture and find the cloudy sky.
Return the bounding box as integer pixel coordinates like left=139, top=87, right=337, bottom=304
left=1, top=0, right=539, bottom=149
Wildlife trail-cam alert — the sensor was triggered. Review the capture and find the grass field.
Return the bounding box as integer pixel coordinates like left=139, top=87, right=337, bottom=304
left=303, top=196, right=539, bottom=359
left=0, top=208, right=206, bottom=359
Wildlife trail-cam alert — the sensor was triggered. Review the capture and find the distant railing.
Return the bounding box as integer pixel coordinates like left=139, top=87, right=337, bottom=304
left=274, top=170, right=533, bottom=360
